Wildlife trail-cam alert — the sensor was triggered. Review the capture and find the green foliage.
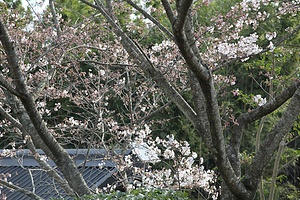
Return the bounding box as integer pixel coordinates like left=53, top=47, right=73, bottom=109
left=73, top=188, right=189, bottom=200
left=260, top=177, right=300, bottom=200
left=54, top=0, right=93, bottom=25
left=195, top=0, right=239, bottom=26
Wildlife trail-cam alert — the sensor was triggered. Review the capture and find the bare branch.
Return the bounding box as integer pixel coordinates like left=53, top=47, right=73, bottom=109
left=78, top=59, right=133, bottom=67
left=174, top=0, right=193, bottom=33
left=274, top=24, right=300, bottom=47
left=81, top=0, right=198, bottom=125
left=244, top=86, right=300, bottom=193
left=201, top=78, right=249, bottom=199
left=189, top=71, right=212, bottom=148
left=25, top=137, right=76, bottom=196
left=133, top=101, right=172, bottom=123
left=81, top=0, right=102, bottom=11
left=173, top=32, right=210, bottom=81
left=0, top=179, right=43, bottom=200
left=236, top=81, right=300, bottom=126
left=0, top=73, right=22, bottom=97
left=25, top=0, right=45, bottom=27
left=0, top=105, right=22, bottom=129
left=161, top=0, right=176, bottom=24
left=125, top=0, right=173, bottom=39
left=0, top=21, right=24, bottom=86
left=49, top=0, right=61, bottom=40
left=0, top=95, right=74, bottom=195
left=183, top=13, right=202, bottom=60
left=161, top=2, right=209, bottom=82
left=279, top=154, right=300, bottom=172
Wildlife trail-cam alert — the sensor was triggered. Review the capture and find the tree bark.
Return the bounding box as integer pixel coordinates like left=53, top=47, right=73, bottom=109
left=243, top=87, right=300, bottom=199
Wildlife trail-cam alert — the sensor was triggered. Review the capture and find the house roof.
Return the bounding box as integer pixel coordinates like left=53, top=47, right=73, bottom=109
left=0, top=149, right=130, bottom=200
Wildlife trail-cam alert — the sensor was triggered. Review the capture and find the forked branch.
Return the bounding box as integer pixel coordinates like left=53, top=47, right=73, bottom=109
left=173, top=0, right=193, bottom=33
left=81, top=0, right=198, bottom=125
left=244, top=87, right=300, bottom=195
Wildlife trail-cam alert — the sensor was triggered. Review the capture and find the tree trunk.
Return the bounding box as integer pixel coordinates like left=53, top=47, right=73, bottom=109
left=221, top=181, right=236, bottom=200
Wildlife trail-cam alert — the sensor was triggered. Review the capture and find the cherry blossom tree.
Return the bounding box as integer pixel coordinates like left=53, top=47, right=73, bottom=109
left=0, top=1, right=217, bottom=199
left=78, top=0, right=300, bottom=199
left=0, top=0, right=300, bottom=199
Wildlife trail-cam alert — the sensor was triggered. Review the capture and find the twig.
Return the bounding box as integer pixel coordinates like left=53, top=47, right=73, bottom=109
left=125, top=0, right=173, bottom=39
left=0, top=179, right=43, bottom=200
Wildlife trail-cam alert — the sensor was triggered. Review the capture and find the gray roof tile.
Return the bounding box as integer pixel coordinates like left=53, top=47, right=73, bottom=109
left=0, top=149, right=126, bottom=199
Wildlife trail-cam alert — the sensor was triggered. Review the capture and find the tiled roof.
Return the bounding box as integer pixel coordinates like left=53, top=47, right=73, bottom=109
left=0, top=149, right=128, bottom=200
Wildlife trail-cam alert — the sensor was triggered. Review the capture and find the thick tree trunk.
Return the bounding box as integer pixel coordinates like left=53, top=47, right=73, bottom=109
left=221, top=181, right=236, bottom=200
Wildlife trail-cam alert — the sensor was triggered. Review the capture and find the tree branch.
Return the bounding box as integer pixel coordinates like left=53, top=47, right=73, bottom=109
left=236, top=81, right=300, bottom=128
left=161, top=0, right=175, bottom=24
left=183, top=13, right=202, bottom=61
left=0, top=74, right=23, bottom=97
left=160, top=2, right=248, bottom=197
left=25, top=137, right=76, bottom=196
left=133, top=101, right=172, bottom=123
left=162, top=3, right=209, bottom=82
left=0, top=179, right=43, bottom=200
left=125, top=0, right=173, bottom=39
left=244, top=86, right=300, bottom=196
left=274, top=24, right=300, bottom=47
left=173, top=0, right=193, bottom=33
left=81, top=0, right=198, bottom=125
left=78, top=59, right=133, bottom=67
left=0, top=21, right=24, bottom=87
left=0, top=105, right=23, bottom=129
left=189, top=71, right=212, bottom=148
left=202, top=77, right=249, bottom=199
left=228, top=81, right=300, bottom=182
left=49, top=0, right=61, bottom=40
left=0, top=20, right=91, bottom=196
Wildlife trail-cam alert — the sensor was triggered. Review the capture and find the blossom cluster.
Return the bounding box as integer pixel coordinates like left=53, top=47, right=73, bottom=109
left=148, top=40, right=188, bottom=90
left=99, top=125, right=219, bottom=199
left=0, top=149, right=16, bottom=158
left=253, top=94, right=267, bottom=106
left=195, top=0, right=299, bottom=67
left=217, top=33, right=262, bottom=59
